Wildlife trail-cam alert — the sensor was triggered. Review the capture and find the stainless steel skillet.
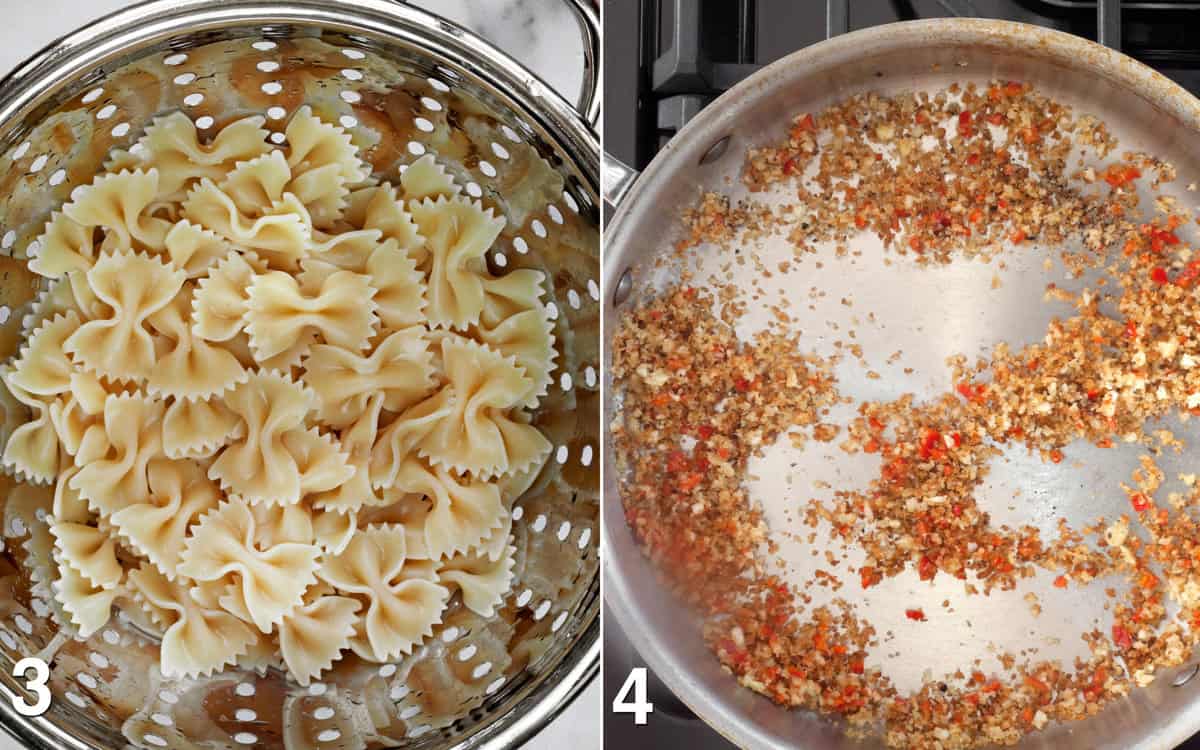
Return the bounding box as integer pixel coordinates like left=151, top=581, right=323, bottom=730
left=603, top=18, right=1200, bottom=750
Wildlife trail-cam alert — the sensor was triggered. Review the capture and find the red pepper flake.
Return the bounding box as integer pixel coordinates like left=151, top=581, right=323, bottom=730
left=917, top=556, right=937, bottom=581
left=968, top=207, right=983, bottom=225
left=697, top=424, right=715, bottom=440
left=1004, top=80, right=1024, bottom=96
left=1125, top=320, right=1139, bottom=339
left=1053, top=575, right=1068, bottom=589
left=882, top=456, right=908, bottom=483
left=1151, top=267, right=1169, bottom=285
left=956, top=382, right=988, bottom=402
left=863, top=438, right=880, bottom=454
left=957, top=110, right=974, bottom=137
left=1175, top=260, right=1200, bottom=288
left=734, top=377, right=752, bottom=393
left=1049, top=449, right=1063, bottom=464
left=1104, top=164, right=1141, bottom=188
left=859, top=566, right=881, bottom=589
left=782, top=155, right=802, bottom=175
left=854, top=213, right=868, bottom=229
left=849, top=655, right=865, bottom=674
left=1130, top=493, right=1152, bottom=512
left=1010, top=228, right=1027, bottom=244
left=951, top=432, right=962, bottom=447
left=905, top=608, right=927, bottom=622
left=1112, top=624, right=1133, bottom=650
left=918, top=428, right=942, bottom=459
left=677, top=473, right=703, bottom=492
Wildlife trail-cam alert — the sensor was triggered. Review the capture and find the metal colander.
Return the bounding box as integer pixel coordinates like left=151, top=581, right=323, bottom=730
left=0, top=1, right=600, bottom=748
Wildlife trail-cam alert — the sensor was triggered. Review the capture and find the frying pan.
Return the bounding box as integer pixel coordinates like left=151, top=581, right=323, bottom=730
left=602, top=19, right=1200, bottom=750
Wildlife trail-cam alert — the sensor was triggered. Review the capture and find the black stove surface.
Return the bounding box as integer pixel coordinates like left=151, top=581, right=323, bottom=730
left=604, top=0, right=1200, bottom=171
left=602, top=1, right=1200, bottom=747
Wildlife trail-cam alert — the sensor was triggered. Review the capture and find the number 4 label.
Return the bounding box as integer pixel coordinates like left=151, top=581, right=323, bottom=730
left=12, top=657, right=50, bottom=717
left=612, top=667, right=653, bottom=725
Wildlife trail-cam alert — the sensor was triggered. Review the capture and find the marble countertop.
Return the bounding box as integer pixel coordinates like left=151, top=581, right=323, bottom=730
left=0, top=1, right=598, bottom=749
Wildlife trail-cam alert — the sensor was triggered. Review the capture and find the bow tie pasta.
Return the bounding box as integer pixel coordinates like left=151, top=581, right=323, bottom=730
left=0, top=107, right=557, bottom=686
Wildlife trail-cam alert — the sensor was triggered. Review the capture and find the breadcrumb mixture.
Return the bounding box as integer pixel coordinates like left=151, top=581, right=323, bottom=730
left=611, top=80, right=1200, bottom=747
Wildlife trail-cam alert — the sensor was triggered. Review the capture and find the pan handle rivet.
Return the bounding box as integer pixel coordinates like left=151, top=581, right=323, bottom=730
left=1172, top=664, right=1199, bottom=687
left=699, top=135, right=731, bottom=166
left=613, top=268, right=633, bottom=306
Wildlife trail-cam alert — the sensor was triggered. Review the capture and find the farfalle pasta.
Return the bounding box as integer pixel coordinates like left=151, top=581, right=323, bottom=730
left=0, top=108, right=555, bottom=686
left=409, top=196, right=506, bottom=329
left=64, top=251, right=185, bottom=382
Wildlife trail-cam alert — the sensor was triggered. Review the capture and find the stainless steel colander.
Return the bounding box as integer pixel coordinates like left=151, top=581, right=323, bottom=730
left=0, top=1, right=599, bottom=748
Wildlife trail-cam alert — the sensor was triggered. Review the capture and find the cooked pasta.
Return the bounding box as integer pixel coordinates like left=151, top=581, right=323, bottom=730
left=0, top=108, right=551, bottom=686
left=63, top=251, right=185, bottom=382
left=409, top=196, right=506, bottom=329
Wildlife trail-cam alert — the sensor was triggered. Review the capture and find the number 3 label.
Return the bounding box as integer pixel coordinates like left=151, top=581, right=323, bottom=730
left=12, top=657, right=50, bottom=717
left=612, top=667, right=653, bottom=725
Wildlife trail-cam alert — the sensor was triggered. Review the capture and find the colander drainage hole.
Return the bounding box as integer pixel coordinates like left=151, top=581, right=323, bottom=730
left=312, top=706, right=335, bottom=720
left=699, top=135, right=731, bottom=165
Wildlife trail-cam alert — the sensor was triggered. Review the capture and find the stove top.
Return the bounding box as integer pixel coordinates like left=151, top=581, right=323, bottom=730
left=604, top=0, right=1200, bottom=172
left=602, top=1, right=1200, bottom=747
